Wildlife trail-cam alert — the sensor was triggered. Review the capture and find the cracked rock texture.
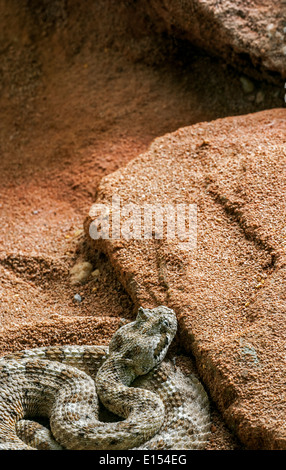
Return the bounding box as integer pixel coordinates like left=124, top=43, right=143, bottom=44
left=85, top=108, right=286, bottom=449
left=145, top=0, right=286, bottom=82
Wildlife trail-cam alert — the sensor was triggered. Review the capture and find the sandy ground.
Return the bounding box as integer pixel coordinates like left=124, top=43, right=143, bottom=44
left=0, top=1, right=284, bottom=450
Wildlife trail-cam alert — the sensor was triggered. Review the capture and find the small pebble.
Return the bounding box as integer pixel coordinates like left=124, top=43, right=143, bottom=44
left=91, top=268, right=100, bottom=279
left=74, top=293, right=82, bottom=303
left=266, top=23, right=275, bottom=37
left=240, top=76, right=255, bottom=94
left=275, top=31, right=283, bottom=40
left=255, top=91, right=265, bottom=104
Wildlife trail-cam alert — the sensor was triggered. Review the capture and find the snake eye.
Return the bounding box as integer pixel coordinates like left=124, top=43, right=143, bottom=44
left=161, top=319, right=170, bottom=328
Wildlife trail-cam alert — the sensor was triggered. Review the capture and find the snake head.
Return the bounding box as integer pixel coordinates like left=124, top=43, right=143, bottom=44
left=136, top=306, right=177, bottom=333
left=108, top=305, right=177, bottom=378
left=133, top=305, right=177, bottom=374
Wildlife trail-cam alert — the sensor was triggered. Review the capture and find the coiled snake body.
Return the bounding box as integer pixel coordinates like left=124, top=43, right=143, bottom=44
left=0, top=306, right=210, bottom=450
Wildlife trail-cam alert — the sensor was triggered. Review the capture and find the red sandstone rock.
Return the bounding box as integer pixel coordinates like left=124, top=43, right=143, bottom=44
left=85, top=108, right=286, bottom=449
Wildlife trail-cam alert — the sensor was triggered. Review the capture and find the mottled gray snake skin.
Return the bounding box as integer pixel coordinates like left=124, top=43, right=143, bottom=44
left=0, top=306, right=210, bottom=450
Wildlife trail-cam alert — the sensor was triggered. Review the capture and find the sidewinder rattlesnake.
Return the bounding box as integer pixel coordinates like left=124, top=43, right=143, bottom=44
left=0, top=306, right=210, bottom=450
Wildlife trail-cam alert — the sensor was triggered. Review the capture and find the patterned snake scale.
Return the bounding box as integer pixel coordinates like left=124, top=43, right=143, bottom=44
left=0, top=306, right=211, bottom=450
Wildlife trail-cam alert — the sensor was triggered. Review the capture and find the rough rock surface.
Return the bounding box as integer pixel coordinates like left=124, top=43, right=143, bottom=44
left=85, top=108, right=286, bottom=449
left=146, top=0, right=286, bottom=82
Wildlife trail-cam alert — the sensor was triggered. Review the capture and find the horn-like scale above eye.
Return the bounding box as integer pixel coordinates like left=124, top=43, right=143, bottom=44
left=137, top=307, right=152, bottom=321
